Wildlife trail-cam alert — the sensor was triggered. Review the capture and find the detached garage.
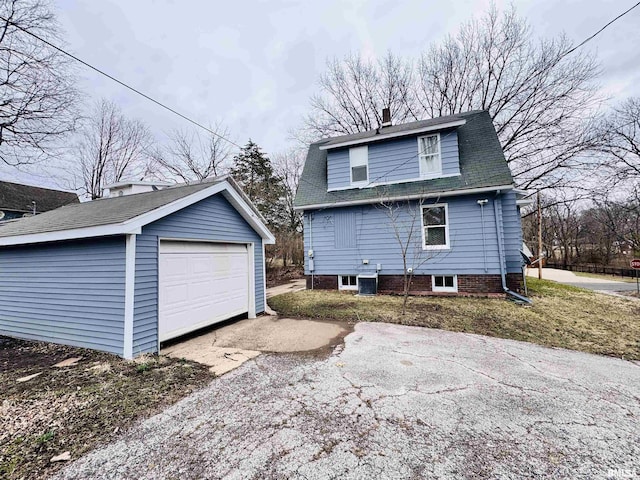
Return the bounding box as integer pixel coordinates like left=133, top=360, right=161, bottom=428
left=0, top=177, right=275, bottom=358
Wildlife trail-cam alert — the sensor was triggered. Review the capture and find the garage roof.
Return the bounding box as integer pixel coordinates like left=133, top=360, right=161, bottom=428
left=0, top=176, right=275, bottom=246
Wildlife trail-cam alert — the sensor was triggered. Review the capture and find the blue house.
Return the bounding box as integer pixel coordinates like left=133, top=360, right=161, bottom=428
left=0, top=177, right=274, bottom=358
left=294, top=110, right=529, bottom=298
left=0, top=180, right=79, bottom=221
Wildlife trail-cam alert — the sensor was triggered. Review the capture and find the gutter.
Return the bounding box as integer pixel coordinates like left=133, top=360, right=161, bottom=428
left=493, top=192, right=532, bottom=305
left=294, top=184, right=516, bottom=211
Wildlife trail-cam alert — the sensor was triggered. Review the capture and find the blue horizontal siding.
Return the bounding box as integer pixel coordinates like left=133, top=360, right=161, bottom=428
left=501, top=191, right=524, bottom=272
left=327, top=129, right=460, bottom=189
left=304, top=193, right=521, bottom=276
left=133, top=233, right=158, bottom=355
left=133, top=193, right=266, bottom=353
left=0, top=237, right=126, bottom=355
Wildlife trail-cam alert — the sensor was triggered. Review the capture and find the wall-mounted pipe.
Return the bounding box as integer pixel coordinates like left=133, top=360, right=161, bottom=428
left=477, top=199, right=488, bottom=273
left=493, top=193, right=532, bottom=304
left=308, top=213, right=314, bottom=290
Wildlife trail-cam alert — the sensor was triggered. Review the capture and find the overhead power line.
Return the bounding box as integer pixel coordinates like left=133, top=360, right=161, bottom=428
left=0, top=14, right=243, bottom=149
left=562, top=1, right=640, bottom=58
left=2, top=0, right=638, bottom=154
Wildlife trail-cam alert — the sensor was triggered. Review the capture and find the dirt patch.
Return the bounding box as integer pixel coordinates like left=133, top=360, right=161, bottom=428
left=0, top=336, right=214, bottom=480
left=266, top=265, right=304, bottom=288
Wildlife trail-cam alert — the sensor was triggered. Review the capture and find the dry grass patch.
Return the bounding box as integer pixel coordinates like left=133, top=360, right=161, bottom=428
left=269, top=278, right=640, bottom=360
left=0, top=338, right=214, bottom=480
left=573, top=271, right=637, bottom=283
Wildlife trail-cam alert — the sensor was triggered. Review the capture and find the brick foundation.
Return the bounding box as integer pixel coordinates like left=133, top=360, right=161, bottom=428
left=305, top=273, right=523, bottom=296
left=306, top=275, right=338, bottom=290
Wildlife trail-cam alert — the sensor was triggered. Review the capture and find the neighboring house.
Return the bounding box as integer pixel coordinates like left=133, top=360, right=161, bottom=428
left=0, top=180, right=79, bottom=221
left=105, top=181, right=173, bottom=197
left=0, top=176, right=275, bottom=358
left=294, top=110, right=529, bottom=298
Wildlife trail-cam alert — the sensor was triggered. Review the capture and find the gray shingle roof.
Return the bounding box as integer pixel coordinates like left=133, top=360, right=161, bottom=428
left=0, top=181, right=79, bottom=213
left=319, top=111, right=468, bottom=147
left=294, top=110, right=515, bottom=209
left=0, top=178, right=224, bottom=238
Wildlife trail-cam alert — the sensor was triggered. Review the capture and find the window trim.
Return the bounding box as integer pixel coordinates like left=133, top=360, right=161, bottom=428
left=349, top=146, right=369, bottom=187
left=417, top=133, right=442, bottom=178
left=338, top=275, right=359, bottom=291
left=421, top=203, right=450, bottom=250
left=432, top=275, right=458, bottom=293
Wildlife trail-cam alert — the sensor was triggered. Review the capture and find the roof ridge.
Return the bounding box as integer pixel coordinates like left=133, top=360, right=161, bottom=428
left=0, top=179, right=78, bottom=195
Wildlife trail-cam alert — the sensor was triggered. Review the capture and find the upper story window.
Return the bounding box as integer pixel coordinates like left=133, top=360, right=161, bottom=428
left=418, top=134, right=441, bottom=177
left=349, top=146, right=368, bottom=186
left=422, top=203, right=449, bottom=250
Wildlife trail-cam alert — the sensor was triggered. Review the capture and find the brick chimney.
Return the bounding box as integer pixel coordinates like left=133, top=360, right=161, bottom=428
left=381, top=107, right=392, bottom=127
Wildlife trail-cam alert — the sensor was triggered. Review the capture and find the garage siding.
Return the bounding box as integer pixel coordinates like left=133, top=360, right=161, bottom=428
left=132, top=193, right=265, bottom=352
left=133, top=234, right=159, bottom=354
left=0, top=237, right=126, bottom=354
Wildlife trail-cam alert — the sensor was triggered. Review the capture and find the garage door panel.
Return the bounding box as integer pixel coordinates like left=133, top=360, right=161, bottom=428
left=159, top=241, right=250, bottom=342
left=163, top=257, right=189, bottom=278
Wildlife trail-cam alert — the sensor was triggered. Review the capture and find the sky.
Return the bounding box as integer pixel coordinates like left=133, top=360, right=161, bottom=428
left=3, top=0, right=640, bottom=188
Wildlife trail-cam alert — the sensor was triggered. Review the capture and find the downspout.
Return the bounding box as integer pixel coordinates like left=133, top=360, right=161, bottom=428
left=493, top=192, right=532, bottom=304
left=308, top=212, right=314, bottom=290
left=477, top=199, right=488, bottom=273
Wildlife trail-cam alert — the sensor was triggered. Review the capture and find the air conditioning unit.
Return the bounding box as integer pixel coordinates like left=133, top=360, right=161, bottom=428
left=357, top=273, right=378, bottom=296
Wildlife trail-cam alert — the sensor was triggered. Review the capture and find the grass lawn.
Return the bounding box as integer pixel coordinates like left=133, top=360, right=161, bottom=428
left=0, top=338, right=214, bottom=480
left=270, top=278, right=640, bottom=361
left=574, top=271, right=638, bottom=283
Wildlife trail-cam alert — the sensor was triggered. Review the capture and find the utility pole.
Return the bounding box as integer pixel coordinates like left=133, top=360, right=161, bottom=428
left=537, top=191, right=542, bottom=280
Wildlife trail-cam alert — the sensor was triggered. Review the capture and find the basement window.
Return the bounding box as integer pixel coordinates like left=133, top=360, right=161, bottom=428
left=432, top=275, right=458, bottom=292
left=339, top=275, right=358, bottom=290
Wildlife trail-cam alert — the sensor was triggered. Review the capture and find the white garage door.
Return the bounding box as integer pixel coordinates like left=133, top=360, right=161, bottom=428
left=159, top=241, right=250, bottom=342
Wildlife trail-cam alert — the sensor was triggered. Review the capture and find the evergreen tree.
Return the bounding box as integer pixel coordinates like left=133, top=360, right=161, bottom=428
left=230, top=140, right=287, bottom=231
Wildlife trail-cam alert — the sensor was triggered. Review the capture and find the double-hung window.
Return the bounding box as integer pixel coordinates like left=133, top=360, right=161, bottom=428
left=349, top=146, right=368, bottom=186
left=418, top=134, right=441, bottom=177
left=422, top=204, right=449, bottom=249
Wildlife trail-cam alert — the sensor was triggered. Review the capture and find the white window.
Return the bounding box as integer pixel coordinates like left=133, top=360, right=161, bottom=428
left=418, top=134, right=441, bottom=177
left=421, top=204, right=449, bottom=250
left=349, top=146, right=368, bottom=186
left=432, top=275, right=458, bottom=292
left=339, top=275, right=358, bottom=290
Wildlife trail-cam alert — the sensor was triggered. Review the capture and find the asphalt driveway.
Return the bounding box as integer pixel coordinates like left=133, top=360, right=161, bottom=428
left=528, top=267, right=639, bottom=294
left=55, top=323, right=640, bottom=480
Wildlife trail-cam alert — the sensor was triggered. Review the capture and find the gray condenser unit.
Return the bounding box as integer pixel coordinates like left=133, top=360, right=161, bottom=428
left=357, top=273, right=378, bottom=296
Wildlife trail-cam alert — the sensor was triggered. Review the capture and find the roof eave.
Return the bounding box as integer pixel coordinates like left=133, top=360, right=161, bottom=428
left=318, top=119, right=466, bottom=150
left=293, top=184, right=515, bottom=211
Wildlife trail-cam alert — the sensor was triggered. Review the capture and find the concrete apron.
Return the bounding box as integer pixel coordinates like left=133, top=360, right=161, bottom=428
left=162, top=315, right=348, bottom=376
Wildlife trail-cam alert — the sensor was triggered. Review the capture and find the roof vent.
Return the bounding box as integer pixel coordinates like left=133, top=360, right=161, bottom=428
left=381, top=108, right=392, bottom=127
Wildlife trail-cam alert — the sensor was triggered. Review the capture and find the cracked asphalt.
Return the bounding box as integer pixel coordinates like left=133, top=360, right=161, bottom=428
left=55, top=323, right=640, bottom=480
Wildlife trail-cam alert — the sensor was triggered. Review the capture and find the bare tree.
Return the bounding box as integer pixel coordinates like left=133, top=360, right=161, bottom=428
left=272, top=148, right=305, bottom=267
left=0, top=0, right=78, bottom=166
left=76, top=99, right=152, bottom=199
left=593, top=189, right=640, bottom=257
left=379, top=196, right=438, bottom=315
left=272, top=148, right=304, bottom=233
left=599, top=97, right=640, bottom=185
left=151, top=122, right=233, bottom=183
left=305, top=51, right=415, bottom=137
left=302, top=5, right=602, bottom=190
